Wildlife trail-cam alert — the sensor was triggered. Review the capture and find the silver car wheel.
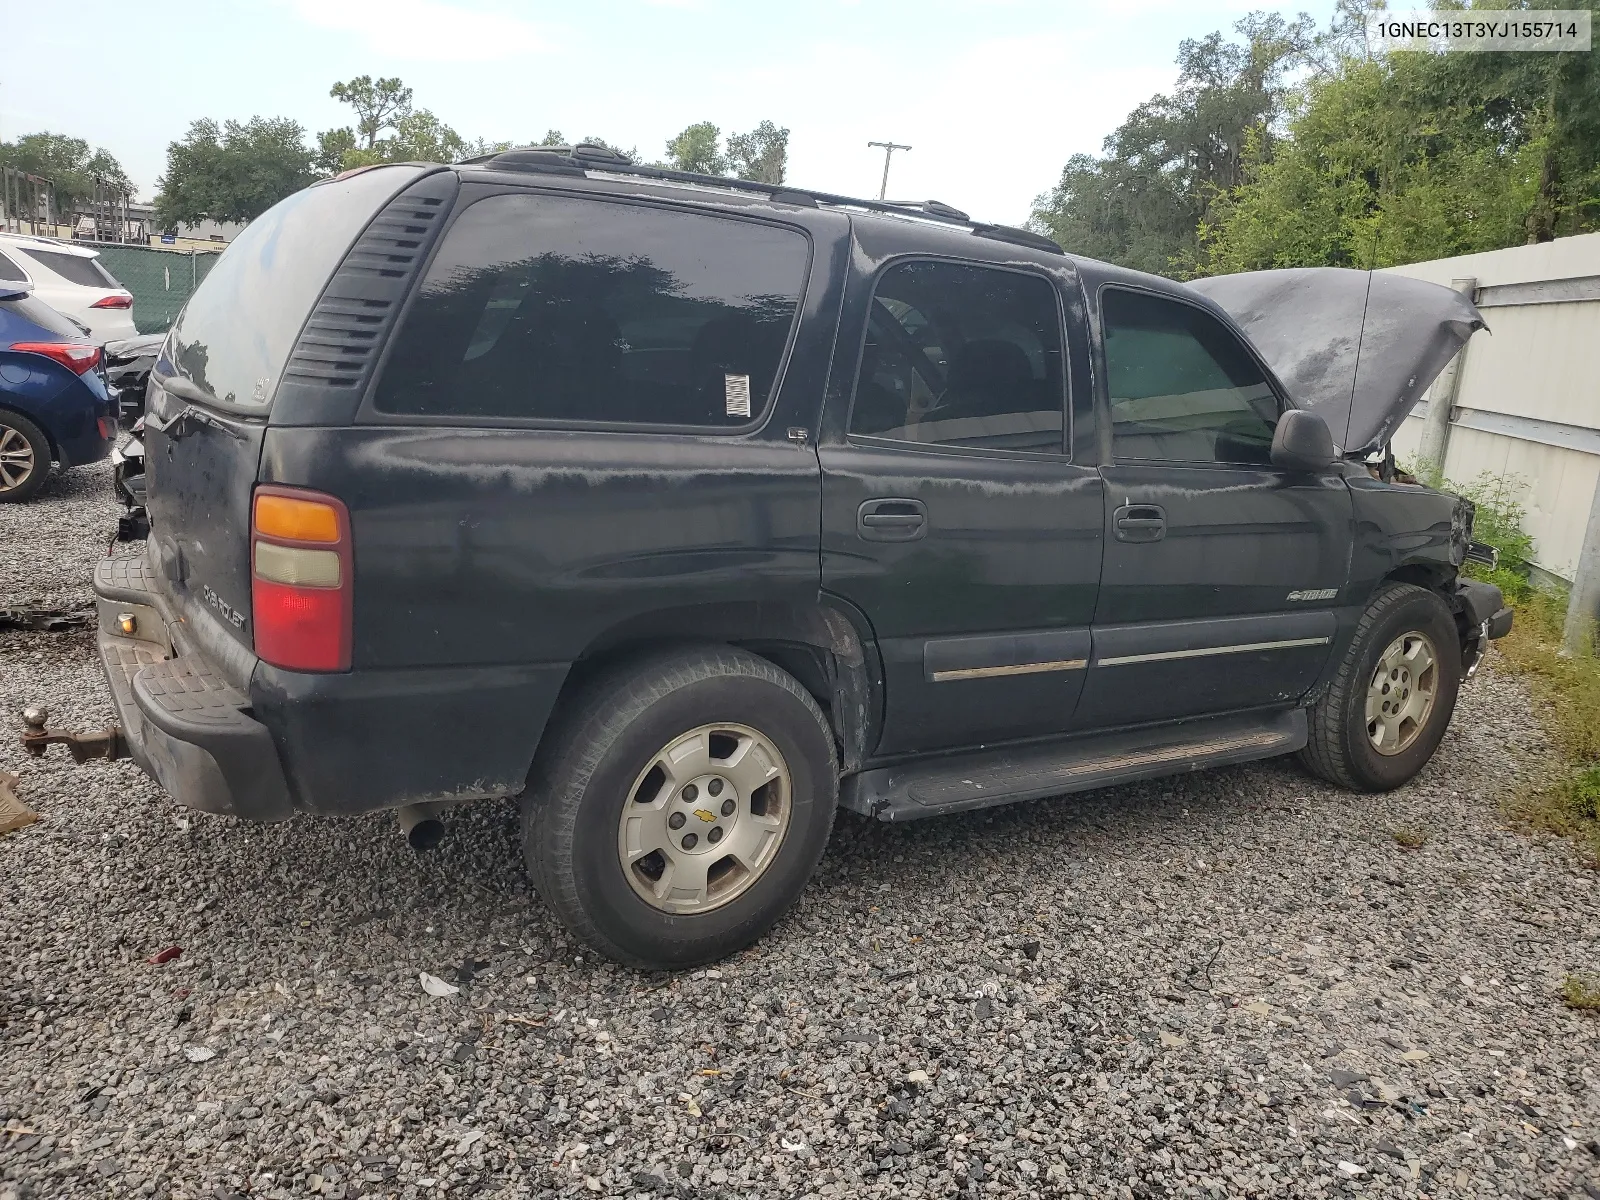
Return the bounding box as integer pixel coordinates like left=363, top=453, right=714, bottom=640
left=1365, top=631, right=1439, bottom=756
left=0, top=427, right=36, bottom=493
left=616, top=722, right=792, bottom=915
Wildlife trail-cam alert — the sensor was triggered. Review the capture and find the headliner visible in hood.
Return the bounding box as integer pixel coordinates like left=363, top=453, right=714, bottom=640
left=1187, top=267, right=1485, bottom=456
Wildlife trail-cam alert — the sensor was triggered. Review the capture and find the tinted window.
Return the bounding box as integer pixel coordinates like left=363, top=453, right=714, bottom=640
left=169, top=164, right=425, bottom=408
left=1102, top=289, right=1279, bottom=465
left=0, top=251, right=27, bottom=282
left=0, top=294, right=89, bottom=338
left=849, top=261, right=1065, bottom=453
left=375, top=194, right=809, bottom=427
left=24, top=249, right=118, bottom=288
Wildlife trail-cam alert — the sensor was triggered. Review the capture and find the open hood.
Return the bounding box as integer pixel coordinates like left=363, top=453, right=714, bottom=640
left=1188, top=267, right=1485, bottom=455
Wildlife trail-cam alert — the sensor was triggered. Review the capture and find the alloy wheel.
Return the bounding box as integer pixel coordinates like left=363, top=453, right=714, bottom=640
left=0, top=427, right=36, bottom=494
left=616, top=723, right=792, bottom=914
left=1365, top=631, right=1439, bottom=756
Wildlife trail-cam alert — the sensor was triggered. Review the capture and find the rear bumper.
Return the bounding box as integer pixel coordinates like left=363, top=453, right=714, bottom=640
left=94, top=556, right=293, bottom=820
left=93, top=550, right=568, bottom=821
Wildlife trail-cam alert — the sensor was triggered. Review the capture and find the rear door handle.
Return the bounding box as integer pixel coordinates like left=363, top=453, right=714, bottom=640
left=1114, top=503, right=1166, bottom=543
left=857, top=498, right=927, bottom=542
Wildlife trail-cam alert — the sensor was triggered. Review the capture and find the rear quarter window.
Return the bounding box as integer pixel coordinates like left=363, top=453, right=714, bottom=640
left=22, top=248, right=119, bottom=288
left=167, top=165, right=426, bottom=409
left=374, top=193, right=810, bottom=428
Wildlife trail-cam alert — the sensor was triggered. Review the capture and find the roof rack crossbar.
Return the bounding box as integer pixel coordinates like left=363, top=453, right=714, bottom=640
left=473, top=146, right=1064, bottom=254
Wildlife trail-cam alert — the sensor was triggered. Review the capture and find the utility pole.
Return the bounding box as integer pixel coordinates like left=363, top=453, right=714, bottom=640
left=868, top=140, right=911, bottom=201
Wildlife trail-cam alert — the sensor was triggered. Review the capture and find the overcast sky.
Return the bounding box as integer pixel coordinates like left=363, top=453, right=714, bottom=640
left=4, top=0, right=1336, bottom=226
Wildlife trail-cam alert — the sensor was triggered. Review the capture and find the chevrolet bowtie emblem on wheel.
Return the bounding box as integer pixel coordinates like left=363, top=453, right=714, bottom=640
left=693, top=808, right=716, bottom=823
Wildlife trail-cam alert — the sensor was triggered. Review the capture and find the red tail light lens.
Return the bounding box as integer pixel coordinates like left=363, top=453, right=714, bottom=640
left=251, top=486, right=352, bottom=672
left=9, top=341, right=102, bottom=374
left=90, top=293, right=134, bottom=310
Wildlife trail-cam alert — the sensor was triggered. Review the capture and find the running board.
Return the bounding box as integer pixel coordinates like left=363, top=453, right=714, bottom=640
left=840, top=709, right=1306, bottom=822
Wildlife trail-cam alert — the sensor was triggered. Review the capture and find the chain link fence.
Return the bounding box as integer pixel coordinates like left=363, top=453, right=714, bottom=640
left=92, top=244, right=223, bottom=335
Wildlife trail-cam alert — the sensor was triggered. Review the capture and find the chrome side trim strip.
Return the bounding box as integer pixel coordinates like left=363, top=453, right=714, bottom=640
left=930, top=658, right=1089, bottom=683
left=1097, top=636, right=1331, bottom=668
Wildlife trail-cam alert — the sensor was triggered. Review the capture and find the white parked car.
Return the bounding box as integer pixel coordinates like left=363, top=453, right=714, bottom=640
left=0, top=233, right=136, bottom=342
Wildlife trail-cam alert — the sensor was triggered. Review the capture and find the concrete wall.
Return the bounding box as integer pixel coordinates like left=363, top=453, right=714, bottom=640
left=1385, top=233, right=1600, bottom=582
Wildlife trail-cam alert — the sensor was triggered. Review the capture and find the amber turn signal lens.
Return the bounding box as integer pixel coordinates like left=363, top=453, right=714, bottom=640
left=254, top=493, right=340, bottom=543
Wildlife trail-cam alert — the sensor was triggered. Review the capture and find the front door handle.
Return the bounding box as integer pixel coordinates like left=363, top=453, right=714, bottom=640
left=1114, top=503, right=1166, bottom=543
left=858, top=498, right=928, bottom=542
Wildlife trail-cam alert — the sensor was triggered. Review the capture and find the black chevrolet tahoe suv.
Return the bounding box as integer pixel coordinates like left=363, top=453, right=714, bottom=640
left=48, top=150, right=1512, bottom=969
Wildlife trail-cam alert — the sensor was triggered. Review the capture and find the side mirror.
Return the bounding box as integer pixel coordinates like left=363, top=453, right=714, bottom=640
left=1271, top=409, right=1335, bottom=472
left=0, top=280, right=35, bottom=301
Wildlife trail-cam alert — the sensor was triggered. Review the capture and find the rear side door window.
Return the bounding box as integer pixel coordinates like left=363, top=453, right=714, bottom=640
left=374, top=193, right=810, bottom=428
left=850, top=260, right=1066, bottom=453
left=1101, top=288, right=1279, bottom=465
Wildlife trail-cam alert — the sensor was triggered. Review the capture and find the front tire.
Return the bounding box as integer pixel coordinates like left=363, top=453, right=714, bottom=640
left=523, top=646, right=838, bottom=970
left=0, top=410, right=51, bottom=503
left=1298, top=582, right=1462, bottom=792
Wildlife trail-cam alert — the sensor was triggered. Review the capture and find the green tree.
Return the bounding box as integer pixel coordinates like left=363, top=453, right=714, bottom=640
left=329, top=75, right=414, bottom=149
left=153, top=117, right=317, bottom=228
left=313, top=127, right=359, bottom=175
left=1029, top=11, right=1313, bottom=274
left=0, top=132, right=133, bottom=211
left=665, top=122, right=726, bottom=174
left=1198, top=0, right=1600, bottom=272
left=726, top=120, right=788, bottom=184
left=318, top=75, right=511, bottom=171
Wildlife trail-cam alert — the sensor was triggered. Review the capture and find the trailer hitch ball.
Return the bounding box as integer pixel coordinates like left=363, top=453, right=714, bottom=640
left=20, top=705, right=128, bottom=763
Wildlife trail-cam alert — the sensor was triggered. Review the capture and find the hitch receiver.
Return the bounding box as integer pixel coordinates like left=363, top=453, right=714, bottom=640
left=21, top=706, right=127, bottom=764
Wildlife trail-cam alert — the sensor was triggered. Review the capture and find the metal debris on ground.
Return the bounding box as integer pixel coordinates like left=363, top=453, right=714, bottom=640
left=0, top=771, right=38, bottom=835
left=0, top=607, right=94, bottom=633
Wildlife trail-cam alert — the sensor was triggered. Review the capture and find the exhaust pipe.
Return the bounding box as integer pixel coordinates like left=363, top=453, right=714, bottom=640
left=398, top=802, right=447, bottom=850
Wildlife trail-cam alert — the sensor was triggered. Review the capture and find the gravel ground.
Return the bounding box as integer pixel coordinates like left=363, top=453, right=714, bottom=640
left=2, top=460, right=1598, bottom=1200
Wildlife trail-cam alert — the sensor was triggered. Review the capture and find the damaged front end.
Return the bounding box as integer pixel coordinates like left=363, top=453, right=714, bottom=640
left=1188, top=267, right=1485, bottom=457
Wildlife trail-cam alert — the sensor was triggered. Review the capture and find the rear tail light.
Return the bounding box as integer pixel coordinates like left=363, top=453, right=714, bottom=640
left=90, top=293, right=134, bottom=310
left=9, top=341, right=102, bottom=374
left=251, top=486, right=352, bottom=672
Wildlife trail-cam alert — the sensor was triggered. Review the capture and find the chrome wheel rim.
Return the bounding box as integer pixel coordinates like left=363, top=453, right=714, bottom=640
left=616, top=722, right=792, bottom=915
left=0, top=427, right=35, bottom=493
left=1366, top=631, right=1439, bottom=756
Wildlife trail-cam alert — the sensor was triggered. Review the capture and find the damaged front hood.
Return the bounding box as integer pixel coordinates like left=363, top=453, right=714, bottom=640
left=1188, top=267, right=1485, bottom=455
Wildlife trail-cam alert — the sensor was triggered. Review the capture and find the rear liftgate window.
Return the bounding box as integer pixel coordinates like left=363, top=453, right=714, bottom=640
left=374, top=193, right=810, bottom=427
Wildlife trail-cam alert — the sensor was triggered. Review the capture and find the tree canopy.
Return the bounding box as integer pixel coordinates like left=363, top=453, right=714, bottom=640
left=1032, top=0, right=1600, bottom=276
left=662, top=120, right=789, bottom=183
left=316, top=74, right=507, bottom=174
left=1030, top=12, right=1312, bottom=275
left=153, top=117, right=317, bottom=228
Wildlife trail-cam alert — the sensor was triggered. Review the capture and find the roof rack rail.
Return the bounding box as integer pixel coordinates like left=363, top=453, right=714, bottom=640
left=884, top=199, right=971, bottom=221
left=971, top=224, right=1064, bottom=254
left=468, top=145, right=1065, bottom=255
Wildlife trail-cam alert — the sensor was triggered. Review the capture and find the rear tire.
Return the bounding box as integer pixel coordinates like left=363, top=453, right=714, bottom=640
left=0, top=410, right=50, bottom=503
left=523, top=646, right=838, bottom=970
left=1298, top=582, right=1462, bottom=792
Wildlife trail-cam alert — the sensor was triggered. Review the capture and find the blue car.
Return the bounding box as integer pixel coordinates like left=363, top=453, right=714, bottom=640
left=0, top=279, right=116, bottom=501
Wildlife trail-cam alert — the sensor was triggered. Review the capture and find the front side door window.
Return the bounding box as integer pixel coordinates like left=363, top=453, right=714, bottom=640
left=1102, top=288, right=1279, bottom=465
